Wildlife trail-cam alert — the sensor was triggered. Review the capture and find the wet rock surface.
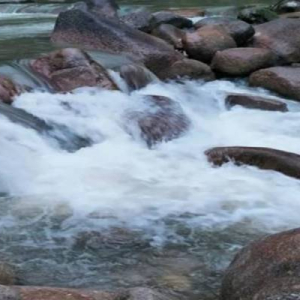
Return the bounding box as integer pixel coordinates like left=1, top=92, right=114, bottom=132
left=250, top=18, right=300, bottom=64
left=149, top=11, right=193, bottom=29
left=194, top=17, right=255, bottom=46
left=0, top=75, right=23, bottom=104
left=221, top=228, right=300, bottom=300
left=183, top=25, right=236, bottom=63
left=51, top=9, right=182, bottom=77
left=30, top=48, right=117, bottom=92
left=212, top=48, right=274, bottom=76
left=225, top=93, right=288, bottom=111
left=249, top=66, right=300, bottom=101
left=206, top=146, right=300, bottom=180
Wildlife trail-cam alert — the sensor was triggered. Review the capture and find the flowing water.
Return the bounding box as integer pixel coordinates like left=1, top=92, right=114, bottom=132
left=1, top=1, right=300, bottom=300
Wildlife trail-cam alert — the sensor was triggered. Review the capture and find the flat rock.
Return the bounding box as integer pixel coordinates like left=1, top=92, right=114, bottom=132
left=206, top=146, right=300, bottom=180
left=211, top=47, right=274, bottom=76
left=249, top=66, right=300, bottom=101
left=225, top=93, right=288, bottom=111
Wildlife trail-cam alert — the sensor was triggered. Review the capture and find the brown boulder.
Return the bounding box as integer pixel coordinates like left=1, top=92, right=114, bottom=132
left=249, top=66, right=300, bottom=101
left=211, top=48, right=274, bottom=76
left=159, top=58, right=215, bottom=81
left=165, top=8, right=205, bottom=18
left=0, top=75, right=22, bottom=104
left=151, top=24, right=184, bottom=50
left=195, top=17, right=255, bottom=46
left=183, top=25, right=236, bottom=63
left=51, top=9, right=183, bottom=77
left=127, top=95, right=190, bottom=147
left=30, top=48, right=117, bottom=92
left=251, top=18, right=300, bottom=64
left=221, top=228, right=300, bottom=300
left=120, top=64, right=157, bottom=92
left=225, top=93, right=288, bottom=111
left=206, top=146, right=300, bottom=180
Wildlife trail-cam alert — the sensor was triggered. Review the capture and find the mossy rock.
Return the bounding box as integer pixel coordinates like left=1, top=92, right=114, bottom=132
left=238, top=7, right=279, bottom=24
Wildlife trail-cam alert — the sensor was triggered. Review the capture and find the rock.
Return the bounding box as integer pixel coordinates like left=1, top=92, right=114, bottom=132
left=151, top=24, right=184, bottom=50
left=82, top=0, right=119, bottom=18
left=165, top=8, right=206, bottom=18
left=150, top=11, right=193, bottom=29
left=128, top=95, right=190, bottom=147
left=221, top=228, right=300, bottom=300
left=0, top=285, right=20, bottom=300
left=195, top=17, right=255, bottom=46
left=30, top=48, right=117, bottom=92
left=249, top=66, right=300, bottom=101
left=0, top=75, right=22, bottom=104
left=206, top=146, right=300, bottom=180
left=183, top=25, right=236, bottom=63
left=225, top=93, right=288, bottom=111
left=211, top=48, right=274, bottom=76
left=273, top=0, right=300, bottom=13
left=238, top=7, right=279, bottom=24
left=159, top=58, right=215, bottom=81
left=51, top=9, right=183, bottom=77
left=120, top=10, right=152, bottom=32
left=250, top=18, right=300, bottom=64
left=120, top=64, right=157, bottom=91
left=280, top=11, right=300, bottom=17
left=0, top=263, right=16, bottom=285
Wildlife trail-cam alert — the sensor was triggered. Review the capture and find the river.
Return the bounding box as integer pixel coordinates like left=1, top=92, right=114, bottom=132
left=0, top=1, right=299, bottom=300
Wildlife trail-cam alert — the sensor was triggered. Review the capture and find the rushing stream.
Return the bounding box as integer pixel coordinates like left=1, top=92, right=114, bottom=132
left=1, top=1, right=300, bottom=300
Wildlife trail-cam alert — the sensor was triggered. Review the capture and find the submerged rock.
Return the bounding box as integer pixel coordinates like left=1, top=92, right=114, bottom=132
left=183, top=25, right=236, bottom=63
left=206, top=146, right=300, bottom=180
left=0, top=75, right=23, bottom=104
left=151, top=24, right=184, bottom=50
left=128, top=95, right=190, bottom=147
left=0, top=263, right=16, bottom=285
left=30, top=48, right=117, bottom=92
left=221, top=228, right=300, bottom=300
left=250, top=18, right=300, bottom=64
left=51, top=9, right=183, bottom=77
left=249, top=66, right=300, bottom=100
left=159, top=58, right=215, bottom=81
left=0, top=285, right=20, bottom=300
left=225, top=93, right=288, bottom=111
left=195, top=17, right=255, bottom=46
left=120, top=64, right=157, bottom=92
left=211, top=48, right=274, bottom=76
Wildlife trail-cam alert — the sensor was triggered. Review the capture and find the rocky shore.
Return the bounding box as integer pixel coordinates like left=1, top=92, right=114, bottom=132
left=1, top=0, right=300, bottom=299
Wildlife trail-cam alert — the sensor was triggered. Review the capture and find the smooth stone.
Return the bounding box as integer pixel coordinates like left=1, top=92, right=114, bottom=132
left=225, top=93, right=288, bottom=111
left=211, top=47, right=274, bottom=76
left=0, top=75, right=23, bottom=104
left=206, top=146, right=300, bottom=180
left=249, top=66, right=300, bottom=101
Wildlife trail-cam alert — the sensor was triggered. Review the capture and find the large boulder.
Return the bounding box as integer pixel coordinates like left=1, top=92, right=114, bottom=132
left=151, top=24, right=184, bottom=50
left=221, top=228, right=300, bottom=300
left=159, top=58, right=215, bottom=81
left=194, top=17, right=255, bottom=46
left=51, top=9, right=183, bottom=77
left=183, top=25, right=236, bottom=63
left=211, top=48, right=274, bottom=76
left=249, top=66, right=300, bottom=101
left=206, top=146, right=300, bottom=180
left=0, top=75, right=23, bottom=104
left=238, top=7, right=279, bottom=24
left=30, top=48, right=117, bottom=92
left=82, top=0, right=119, bottom=18
left=120, top=64, right=157, bottom=92
left=273, top=0, right=300, bottom=13
left=150, top=11, right=193, bottom=29
left=250, top=18, right=300, bottom=64
left=225, top=93, right=288, bottom=111
left=127, top=95, right=190, bottom=147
